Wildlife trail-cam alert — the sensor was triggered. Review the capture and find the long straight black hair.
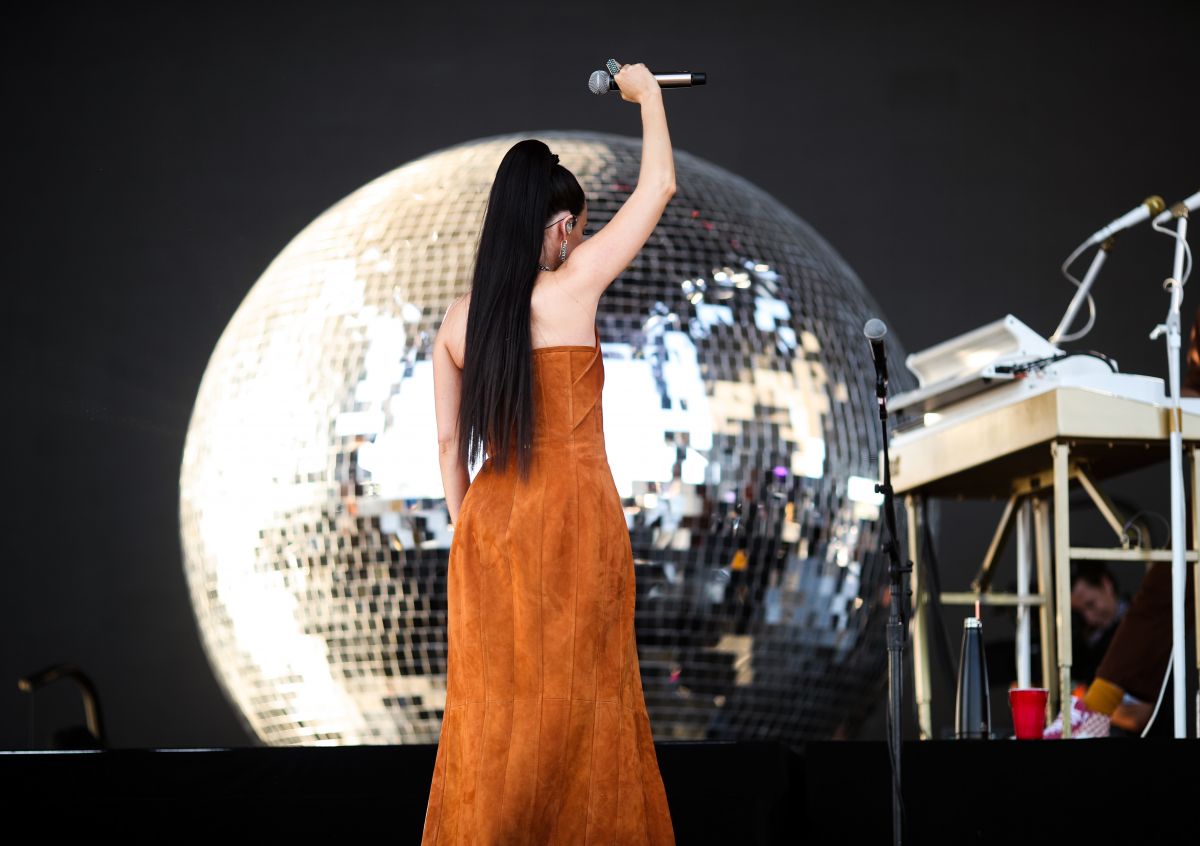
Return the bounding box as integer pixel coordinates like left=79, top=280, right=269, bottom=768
left=456, top=139, right=586, bottom=482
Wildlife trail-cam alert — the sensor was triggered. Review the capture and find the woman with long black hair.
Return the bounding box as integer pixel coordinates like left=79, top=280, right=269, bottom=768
left=423, top=61, right=677, bottom=844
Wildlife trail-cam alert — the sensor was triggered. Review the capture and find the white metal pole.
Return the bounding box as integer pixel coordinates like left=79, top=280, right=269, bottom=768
left=1015, top=499, right=1032, bottom=689
left=1152, top=211, right=1189, bottom=738
left=1168, top=215, right=1189, bottom=738
left=1050, top=244, right=1111, bottom=345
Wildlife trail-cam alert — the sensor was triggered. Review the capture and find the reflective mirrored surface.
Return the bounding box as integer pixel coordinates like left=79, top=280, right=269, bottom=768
left=179, top=131, right=912, bottom=746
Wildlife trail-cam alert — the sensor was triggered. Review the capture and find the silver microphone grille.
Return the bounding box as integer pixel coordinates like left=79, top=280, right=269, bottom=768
left=588, top=70, right=611, bottom=95
left=863, top=318, right=887, bottom=341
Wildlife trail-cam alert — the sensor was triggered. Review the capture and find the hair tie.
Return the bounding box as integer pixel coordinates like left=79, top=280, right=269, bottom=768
left=550, top=153, right=560, bottom=165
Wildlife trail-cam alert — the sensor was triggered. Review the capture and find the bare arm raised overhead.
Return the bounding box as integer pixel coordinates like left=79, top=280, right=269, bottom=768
left=559, top=61, right=676, bottom=301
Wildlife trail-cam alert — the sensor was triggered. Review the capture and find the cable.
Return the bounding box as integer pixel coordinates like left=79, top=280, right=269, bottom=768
left=1138, top=212, right=1191, bottom=739
left=878, top=489, right=902, bottom=840
left=1140, top=645, right=1174, bottom=737
left=1057, top=240, right=1099, bottom=343
left=990, top=350, right=1118, bottom=376
left=1120, top=508, right=1172, bottom=550
left=991, top=352, right=1068, bottom=375
left=884, top=685, right=907, bottom=837
left=1058, top=209, right=1191, bottom=345
left=1069, top=350, right=1120, bottom=372
left=1137, top=214, right=1191, bottom=740
left=1151, top=218, right=1193, bottom=285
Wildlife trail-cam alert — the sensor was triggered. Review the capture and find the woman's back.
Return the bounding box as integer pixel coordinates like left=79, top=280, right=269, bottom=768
left=530, top=271, right=600, bottom=349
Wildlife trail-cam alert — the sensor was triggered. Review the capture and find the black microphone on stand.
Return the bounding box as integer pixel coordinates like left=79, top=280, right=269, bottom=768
left=864, top=317, right=910, bottom=846
left=864, top=318, right=889, bottom=406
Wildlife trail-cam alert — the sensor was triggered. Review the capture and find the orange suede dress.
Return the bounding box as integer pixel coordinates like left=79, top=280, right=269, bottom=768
left=421, top=324, right=676, bottom=845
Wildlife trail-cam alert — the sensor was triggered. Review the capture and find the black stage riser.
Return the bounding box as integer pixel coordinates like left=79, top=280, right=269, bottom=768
left=1, top=740, right=1194, bottom=843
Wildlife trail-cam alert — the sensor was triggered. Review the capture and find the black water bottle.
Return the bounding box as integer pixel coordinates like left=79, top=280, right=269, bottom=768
left=954, top=616, right=991, bottom=739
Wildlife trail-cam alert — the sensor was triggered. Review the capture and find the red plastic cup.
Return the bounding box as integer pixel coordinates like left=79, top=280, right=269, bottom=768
left=1009, top=687, right=1049, bottom=739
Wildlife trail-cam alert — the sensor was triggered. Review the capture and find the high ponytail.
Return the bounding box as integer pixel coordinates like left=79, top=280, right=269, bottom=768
left=456, top=139, right=585, bottom=482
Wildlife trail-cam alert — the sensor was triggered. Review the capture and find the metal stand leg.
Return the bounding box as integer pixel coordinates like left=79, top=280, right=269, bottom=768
left=1192, top=446, right=1200, bottom=736
left=1034, top=495, right=1058, bottom=720
left=906, top=493, right=933, bottom=740
left=1015, top=498, right=1033, bottom=689
left=971, top=495, right=1020, bottom=592
left=1052, top=441, right=1073, bottom=738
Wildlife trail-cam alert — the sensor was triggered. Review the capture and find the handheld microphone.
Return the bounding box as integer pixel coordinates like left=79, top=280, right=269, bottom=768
left=588, top=69, right=707, bottom=95
left=1153, top=190, right=1200, bottom=225
left=864, top=318, right=889, bottom=401
left=1086, top=195, right=1165, bottom=246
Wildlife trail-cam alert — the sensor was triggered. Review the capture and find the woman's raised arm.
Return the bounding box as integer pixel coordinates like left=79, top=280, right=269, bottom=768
left=559, top=61, right=676, bottom=301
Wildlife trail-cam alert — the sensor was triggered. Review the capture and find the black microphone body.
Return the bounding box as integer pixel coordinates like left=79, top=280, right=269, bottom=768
left=864, top=318, right=889, bottom=406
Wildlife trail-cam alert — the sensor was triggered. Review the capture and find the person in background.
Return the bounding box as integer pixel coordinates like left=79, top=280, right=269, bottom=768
left=1070, top=562, right=1129, bottom=684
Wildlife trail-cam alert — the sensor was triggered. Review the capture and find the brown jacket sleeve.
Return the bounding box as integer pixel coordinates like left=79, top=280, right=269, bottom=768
left=1185, top=304, right=1200, bottom=396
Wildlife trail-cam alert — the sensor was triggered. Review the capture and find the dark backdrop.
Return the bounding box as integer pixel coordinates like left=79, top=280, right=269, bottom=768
left=4, top=0, right=1197, bottom=749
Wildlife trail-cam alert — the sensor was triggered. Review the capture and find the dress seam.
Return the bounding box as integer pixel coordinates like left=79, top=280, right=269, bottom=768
left=551, top=350, right=581, bottom=841
left=429, top=710, right=446, bottom=845
left=456, top=698, right=466, bottom=842
left=533, top=369, right=546, bottom=832
left=494, top=482, right=517, bottom=832
left=611, top=488, right=626, bottom=845
left=636, top=710, right=651, bottom=843
left=581, top=333, right=601, bottom=845
left=429, top=539, right=455, bottom=846
left=587, top=410, right=612, bottom=842
left=473, top=482, right=515, bottom=838
left=473, top=566, right=490, bottom=837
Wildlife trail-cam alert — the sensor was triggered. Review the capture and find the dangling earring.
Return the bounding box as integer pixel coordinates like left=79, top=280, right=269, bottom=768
left=559, top=239, right=568, bottom=262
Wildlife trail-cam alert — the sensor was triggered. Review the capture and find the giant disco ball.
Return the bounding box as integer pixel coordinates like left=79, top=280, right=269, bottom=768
left=179, top=130, right=912, bottom=747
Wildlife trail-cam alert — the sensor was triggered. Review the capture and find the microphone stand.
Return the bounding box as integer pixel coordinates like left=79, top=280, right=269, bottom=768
left=1149, top=208, right=1191, bottom=738
left=1049, top=238, right=1114, bottom=345
left=1051, top=197, right=1166, bottom=346
left=872, top=341, right=912, bottom=846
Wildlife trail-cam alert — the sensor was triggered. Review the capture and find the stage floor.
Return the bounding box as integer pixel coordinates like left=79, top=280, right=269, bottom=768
left=2, top=739, right=1195, bottom=843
